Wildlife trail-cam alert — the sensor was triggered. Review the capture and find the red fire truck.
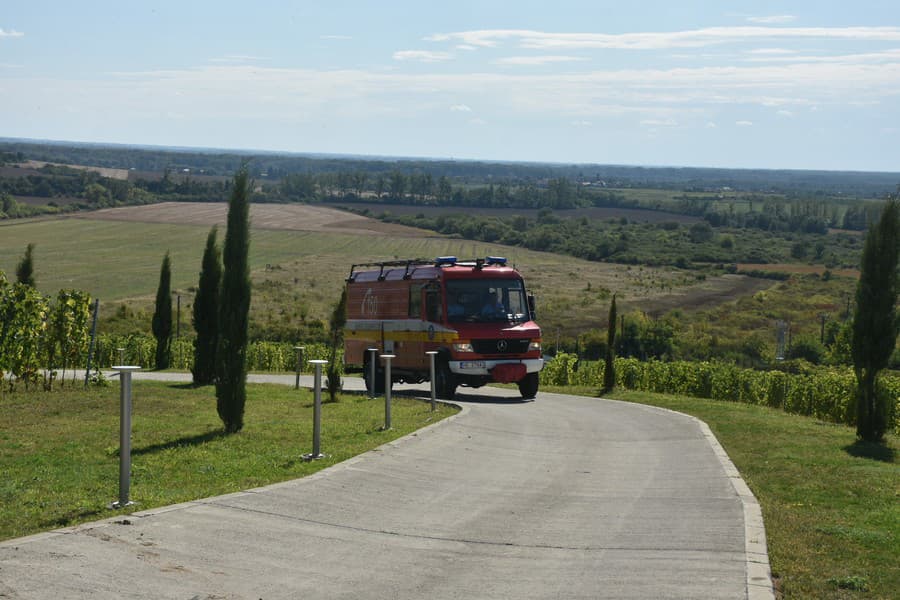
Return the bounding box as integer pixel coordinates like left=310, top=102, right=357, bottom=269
left=344, top=256, right=544, bottom=399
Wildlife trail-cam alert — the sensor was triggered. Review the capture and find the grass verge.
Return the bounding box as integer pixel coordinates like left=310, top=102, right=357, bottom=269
left=584, top=387, right=897, bottom=600
left=0, top=381, right=457, bottom=541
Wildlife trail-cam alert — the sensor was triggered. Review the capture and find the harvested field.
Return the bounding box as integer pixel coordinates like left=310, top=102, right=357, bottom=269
left=73, top=202, right=434, bottom=237
left=20, top=160, right=129, bottom=180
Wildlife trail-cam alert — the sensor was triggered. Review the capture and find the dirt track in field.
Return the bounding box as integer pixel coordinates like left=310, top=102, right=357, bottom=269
left=72, top=202, right=434, bottom=237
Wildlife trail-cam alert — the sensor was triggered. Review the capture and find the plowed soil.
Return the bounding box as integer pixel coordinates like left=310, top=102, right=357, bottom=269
left=73, top=202, right=433, bottom=237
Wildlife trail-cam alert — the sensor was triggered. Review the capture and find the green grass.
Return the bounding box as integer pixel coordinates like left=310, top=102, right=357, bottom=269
left=0, top=215, right=696, bottom=338
left=593, top=388, right=898, bottom=600
left=0, top=381, right=457, bottom=541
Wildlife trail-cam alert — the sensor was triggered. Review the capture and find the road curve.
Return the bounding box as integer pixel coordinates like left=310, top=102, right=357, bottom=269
left=0, top=375, right=773, bottom=599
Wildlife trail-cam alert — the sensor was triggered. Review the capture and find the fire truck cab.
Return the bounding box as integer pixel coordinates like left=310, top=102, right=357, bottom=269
left=344, top=256, right=543, bottom=399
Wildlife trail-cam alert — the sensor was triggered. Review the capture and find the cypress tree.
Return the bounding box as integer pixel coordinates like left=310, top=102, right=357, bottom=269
left=192, top=226, right=222, bottom=385
left=16, top=243, right=35, bottom=287
left=603, top=294, right=617, bottom=393
left=326, top=288, right=348, bottom=402
left=216, top=168, right=252, bottom=433
left=851, top=196, right=900, bottom=442
left=151, top=252, right=173, bottom=370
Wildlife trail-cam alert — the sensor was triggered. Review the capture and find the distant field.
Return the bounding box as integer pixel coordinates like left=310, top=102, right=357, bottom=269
left=0, top=204, right=773, bottom=337
left=738, top=263, right=860, bottom=278
left=340, top=202, right=701, bottom=224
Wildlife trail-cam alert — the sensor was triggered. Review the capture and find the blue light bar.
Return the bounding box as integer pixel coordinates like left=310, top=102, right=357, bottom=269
left=485, top=256, right=507, bottom=266
left=435, top=256, right=457, bottom=266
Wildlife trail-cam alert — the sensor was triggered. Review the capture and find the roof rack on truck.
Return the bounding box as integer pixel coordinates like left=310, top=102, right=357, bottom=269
left=347, top=256, right=510, bottom=281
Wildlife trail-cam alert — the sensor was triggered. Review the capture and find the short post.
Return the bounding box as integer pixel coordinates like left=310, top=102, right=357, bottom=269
left=426, top=351, right=438, bottom=412
left=293, top=345, right=305, bottom=390
left=367, top=347, right=378, bottom=399
left=381, top=354, right=396, bottom=430
left=305, top=360, right=328, bottom=460
left=111, top=365, right=141, bottom=509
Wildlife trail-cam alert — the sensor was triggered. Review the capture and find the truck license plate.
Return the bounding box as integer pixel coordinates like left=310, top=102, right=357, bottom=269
left=460, top=361, right=485, bottom=369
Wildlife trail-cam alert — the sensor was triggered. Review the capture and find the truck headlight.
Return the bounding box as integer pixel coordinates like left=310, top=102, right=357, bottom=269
left=529, top=341, right=542, bottom=352
left=453, top=342, right=474, bottom=353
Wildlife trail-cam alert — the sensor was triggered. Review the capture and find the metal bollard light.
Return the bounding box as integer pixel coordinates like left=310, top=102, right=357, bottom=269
left=110, top=365, right=141, bottom=509
left=426, top=351, right=438, bottom=412
left=367, top=347, right=378, bottom=399
left=304, top=360, right=328, bottom=460
left=117, top=347, right=126, bottom=366
left=381, top=354, right=396, bottom=430
left=293, top=346, right=305, bottom=390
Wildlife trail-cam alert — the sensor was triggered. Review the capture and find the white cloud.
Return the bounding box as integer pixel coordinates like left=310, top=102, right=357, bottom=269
left=494, top=55, right=587, bottom=66
left=426, top=27, right=900, bottom=51
left=320, top=35, right=352, bottom=40
left=736, top=120, right=754, bottom=127
left=450, top=104, right=472, bottom=112
left=777, top=110, right=794, bottom=117
left=456, top=44, right=478, bottom=51
left=393, top=50, right=453, bottom=62
left=0, top=28, right=24, bottom=38
left=209, top=55, right=269, bottom=64
left=746, top=15, right=797, bottom=25
left=745, top=49, right=900, bottom=64
left=469, top=118, right=487, bottom=126
left=705, top=122, right=718, bottom=128
left=747, top=48, right=795, bottom=55
left=640, top=118, right=678, bottom=127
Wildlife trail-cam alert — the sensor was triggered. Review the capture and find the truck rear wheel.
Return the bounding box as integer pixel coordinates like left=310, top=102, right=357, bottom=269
left=435, top=360, right=457, bottom=400
left=518, top=372, right=539, bottom=399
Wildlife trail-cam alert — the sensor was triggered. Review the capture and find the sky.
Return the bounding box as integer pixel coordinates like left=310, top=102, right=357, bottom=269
left=2, top=1, right=900, bottom=172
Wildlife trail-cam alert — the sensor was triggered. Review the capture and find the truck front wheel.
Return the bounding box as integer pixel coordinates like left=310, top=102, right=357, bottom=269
left=518, top=372, right=539, bottom=399
left=435, top=360, right=457, bottom=400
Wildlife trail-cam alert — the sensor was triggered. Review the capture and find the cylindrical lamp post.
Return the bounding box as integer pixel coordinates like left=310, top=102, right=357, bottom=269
left=110, top=365, right=141, bottom=509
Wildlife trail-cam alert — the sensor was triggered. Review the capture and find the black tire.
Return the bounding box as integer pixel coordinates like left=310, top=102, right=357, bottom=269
left=364, top=357, right=385, bottom=395
left=518, top=372, right=539, bottom=399
left=434, top=360, right=457, bottom=400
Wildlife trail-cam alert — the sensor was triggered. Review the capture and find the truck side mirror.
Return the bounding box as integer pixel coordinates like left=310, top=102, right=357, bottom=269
left=527, top=293, right=537, bottom=320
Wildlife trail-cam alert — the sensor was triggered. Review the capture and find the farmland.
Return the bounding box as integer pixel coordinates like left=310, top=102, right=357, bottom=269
left=0, top=204, right=752, bottom=340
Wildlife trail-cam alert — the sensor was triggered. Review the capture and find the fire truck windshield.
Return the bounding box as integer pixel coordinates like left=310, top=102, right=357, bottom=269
left=446, top=279, right=529, bottom=323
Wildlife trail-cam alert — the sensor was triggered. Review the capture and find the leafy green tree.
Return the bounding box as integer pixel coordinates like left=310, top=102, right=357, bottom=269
left=15, top=243, right=35, bottom=287
left=326, top=288, right=347, bottom=402
left=192, top=227, right=222, bottom=385
left=603, top=294, right=617, bottom=393
left=851, top=196, right=900, bottom=442
left=151, top=252, right=173, bottom=370
left=216, top=168, right=252, bottom=433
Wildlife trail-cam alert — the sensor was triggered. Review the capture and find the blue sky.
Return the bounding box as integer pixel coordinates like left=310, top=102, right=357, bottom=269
left=2, top=1, right=899, bottom=171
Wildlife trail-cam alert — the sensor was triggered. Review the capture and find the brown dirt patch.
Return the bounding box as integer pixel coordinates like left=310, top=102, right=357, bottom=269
left=70, top=202, right=435, bottom=237
left=630, top=274, right=775, bottom=317
left=737, top=263, right=859, bottom=279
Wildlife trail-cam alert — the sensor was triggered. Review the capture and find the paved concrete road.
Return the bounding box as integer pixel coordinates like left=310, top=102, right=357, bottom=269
left=0, top=374, right=773, bottom=599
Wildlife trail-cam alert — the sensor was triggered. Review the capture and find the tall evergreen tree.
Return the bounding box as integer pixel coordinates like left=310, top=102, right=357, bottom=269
left=216, top=168, right=252, bottom=433
left=851, top=196, right=900, bottom=442
left=151, top=252, right=173, bottom=370
left=15, top=243, right=35, bottom=287
left=326, top=288, right=347, bottom=403
left=603, top=294, right=617, bottom=393
left=192, top=226, right=222, bottom=385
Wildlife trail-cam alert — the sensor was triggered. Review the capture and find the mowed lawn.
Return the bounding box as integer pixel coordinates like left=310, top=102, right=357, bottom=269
left=0, top=381, right=458, bottom=541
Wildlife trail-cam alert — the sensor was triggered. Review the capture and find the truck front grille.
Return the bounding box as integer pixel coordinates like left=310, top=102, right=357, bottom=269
left=471, top=339, right=531, bottom=355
